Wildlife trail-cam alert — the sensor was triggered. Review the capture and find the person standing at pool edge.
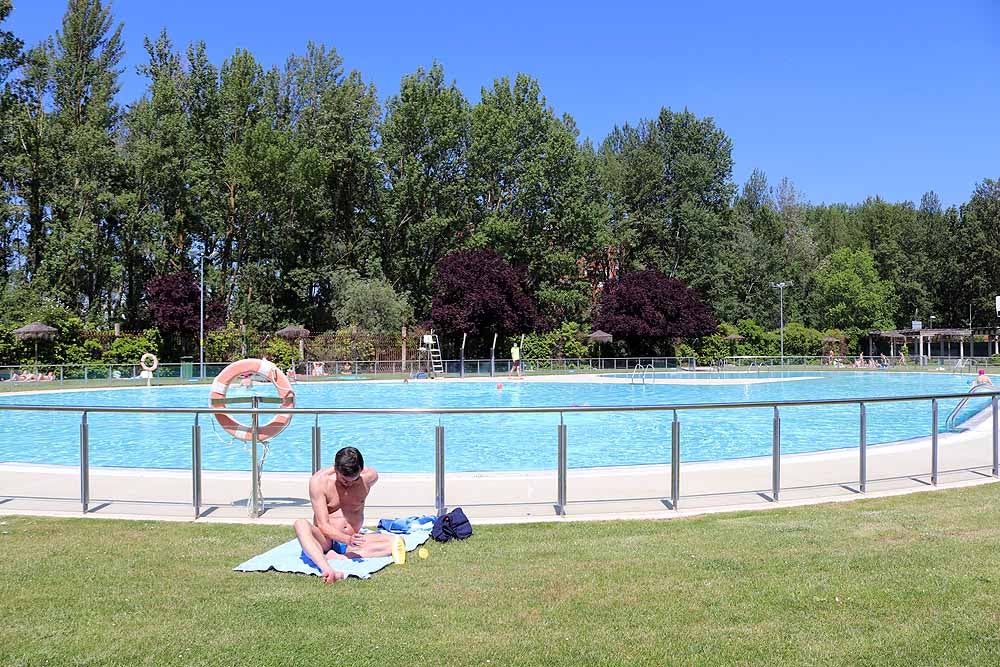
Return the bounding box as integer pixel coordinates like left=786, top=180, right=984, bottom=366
left=293, top=446, right=396, bottom=583
left=509, top=342, right=522, bottom=379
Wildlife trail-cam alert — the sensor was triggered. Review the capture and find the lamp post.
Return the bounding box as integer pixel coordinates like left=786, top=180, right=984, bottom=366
left=199, top=248, right=206, bottom=381
left=770, top=282, right=789, bottom=366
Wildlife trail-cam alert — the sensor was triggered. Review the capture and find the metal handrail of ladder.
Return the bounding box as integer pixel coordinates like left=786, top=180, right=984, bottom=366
left=630, top=363, right=643, bottom=384
left=630, top=363, right=657, bottom=385
left=945, top=383, right=995, bottom=430
left=429, top=334, right=444, bottom=375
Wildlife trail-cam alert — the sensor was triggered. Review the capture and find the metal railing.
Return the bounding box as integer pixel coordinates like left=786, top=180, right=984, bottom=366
left=722, top=355, right=998, bottom=372
left=0, top=357, right=699, bottom=387
left=1, top=388, right=998, bottom=520
left=2, top=355, right=995, bottom=387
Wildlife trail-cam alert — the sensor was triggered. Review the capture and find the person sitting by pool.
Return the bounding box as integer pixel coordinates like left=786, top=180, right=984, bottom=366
left=312, top=361, right=325, bottom=376
left=855, top=352, right=865, bottom=368
left=972, top=369, right=994, bottom=387
left=879, top=353, right=889, bottom=368
left=293, top=446, right=396, bottom=584
left=340, top=361, right=352, bottom=375
left=238, top=373, right=253, bottom=389
left=287, top=366, right=297, bottom=383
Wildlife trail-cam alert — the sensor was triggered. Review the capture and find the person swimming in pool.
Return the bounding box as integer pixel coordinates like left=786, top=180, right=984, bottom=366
left=293, top=446, right=397, bottom=583
left=972, top=369, right=993, bottom=387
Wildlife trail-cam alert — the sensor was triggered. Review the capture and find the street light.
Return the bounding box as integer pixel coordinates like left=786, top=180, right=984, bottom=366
left=770, top=282, right=790, bottom=366
left=199, top=245, right=217, bottom=381
left=200, top=249, right=205, bottom=381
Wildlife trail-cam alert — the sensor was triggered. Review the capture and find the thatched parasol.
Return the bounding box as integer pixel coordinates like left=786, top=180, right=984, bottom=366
left=724, top=333, right=744, bottom=355
left=275, top=324, right=310, bottom=360
left=275, top=324, right=310, bottom=340
left=13, top=322, right=58, bottom=368
left=587, top=330, right=613, bottom=343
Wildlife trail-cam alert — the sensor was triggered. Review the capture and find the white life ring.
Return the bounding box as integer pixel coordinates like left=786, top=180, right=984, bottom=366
left=209, top=358, right=295, bottom=442
left=140, top=353, right=159, bottom=372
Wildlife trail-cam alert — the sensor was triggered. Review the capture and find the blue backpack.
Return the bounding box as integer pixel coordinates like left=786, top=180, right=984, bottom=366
left=431, top=507, right=473, bottom=542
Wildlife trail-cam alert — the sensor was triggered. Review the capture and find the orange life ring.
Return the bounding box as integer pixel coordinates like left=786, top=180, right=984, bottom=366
left=209, top=358, right=295, bottom=442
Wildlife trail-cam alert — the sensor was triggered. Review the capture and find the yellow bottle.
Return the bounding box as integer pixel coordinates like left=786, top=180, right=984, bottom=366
left=391, top=536, right=406, bottom=565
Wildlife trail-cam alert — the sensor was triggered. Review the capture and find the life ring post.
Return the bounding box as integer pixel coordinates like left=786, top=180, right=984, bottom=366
left=139, top=353, right=159, bottom=387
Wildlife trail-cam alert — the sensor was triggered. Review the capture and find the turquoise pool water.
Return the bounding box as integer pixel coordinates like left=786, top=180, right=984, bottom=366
left=0, top=372, right=989, bottom=473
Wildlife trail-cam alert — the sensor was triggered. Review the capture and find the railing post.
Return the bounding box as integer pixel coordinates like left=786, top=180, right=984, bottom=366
left=557, top=416, right=567, bottom=515
left=671, top=411, right=680, bottom=510
left=311, top=415, right=322, bottom=474
left=993, top=394, right=998, bottom=478
left=859, top=402, right=867, bottom=493
left=192, top=414, right=202, bottom=519
left=931, top=398, right=939, bottom=486
left=80, top=411, right=89, bottom=513
left=435, top=423, right=445, bottom=516
left=772, top=406, right=781, bottom=501
left=250, top=395, right=261, bottom=517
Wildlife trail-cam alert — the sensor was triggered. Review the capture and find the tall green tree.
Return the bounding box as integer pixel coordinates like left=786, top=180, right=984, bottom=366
left=717, top=169, right=784, bottom=322
left=950, top=179, right=1000, bottom=327
left=809, top=247, right=897, bottom=335
left=467, top=74, right=606, bottom=322
left=379, top=62, right=470, bottom=318
left=120, top=29, right=198, bottom=325
left=272, top=42, right=382, bottom=331
left=0, top=0, right=23, bottom=282
left=32, top=0, right=125, bottom=322
left=597, top=108, right=735, bottom=308
left=774, top=177, right=817, bottom=326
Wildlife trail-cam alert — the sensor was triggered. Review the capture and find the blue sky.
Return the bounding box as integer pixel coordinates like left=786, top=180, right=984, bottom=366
left=8, top=0, right=999, bottom=207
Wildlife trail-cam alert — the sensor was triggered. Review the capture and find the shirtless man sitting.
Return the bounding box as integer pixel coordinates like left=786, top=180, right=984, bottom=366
left=293, top=446, right=396, bottom=584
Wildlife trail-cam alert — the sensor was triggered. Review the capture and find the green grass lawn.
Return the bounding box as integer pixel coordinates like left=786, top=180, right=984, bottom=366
left=4, top=485, right=1000, bottom=666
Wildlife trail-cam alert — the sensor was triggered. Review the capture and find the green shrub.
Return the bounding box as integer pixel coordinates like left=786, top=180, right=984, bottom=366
left=521, top=333, right=553, bottom=360
left=101, top=329, right=162, bottom=365
left=514, top=322, right=593, bottom=362
left=261, top=337, right=297, bottom=370
left=335, top=277, right=412, bottom=333
left=329, top=329, right=376, bottom=361
left=781, top=322, right=823, bottom=356
left=206, top=323, right=251, bottom=362
left=60, top=341, right=101, bottom=365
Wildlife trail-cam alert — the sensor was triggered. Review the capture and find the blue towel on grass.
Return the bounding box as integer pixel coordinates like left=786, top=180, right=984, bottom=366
left=377, top=515, right=436, bottom=534
left=234, top=529, right=430, bottom=580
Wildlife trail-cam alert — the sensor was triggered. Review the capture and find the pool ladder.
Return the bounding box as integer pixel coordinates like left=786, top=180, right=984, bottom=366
left=945, top=384, right=995, bottom=430
left=630, top=363, right=656, bottom=385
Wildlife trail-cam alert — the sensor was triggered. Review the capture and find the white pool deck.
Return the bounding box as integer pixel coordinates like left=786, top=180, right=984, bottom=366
left=1, top=372, right=998, bottom=526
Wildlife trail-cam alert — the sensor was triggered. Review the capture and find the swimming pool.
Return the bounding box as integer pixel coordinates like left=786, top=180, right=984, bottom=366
left=0, top=372, right=988, bottom=473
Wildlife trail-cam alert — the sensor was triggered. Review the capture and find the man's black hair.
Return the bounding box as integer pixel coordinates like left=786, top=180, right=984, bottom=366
left=334, top=446, right=364, bottom=477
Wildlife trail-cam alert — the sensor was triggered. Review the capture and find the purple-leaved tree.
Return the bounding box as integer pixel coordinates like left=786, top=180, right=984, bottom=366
left=146, top=272, right=224, bottom=339
left=431, top=250, right=542, bottom=352
left=594, top=269, right=716, bottom=355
